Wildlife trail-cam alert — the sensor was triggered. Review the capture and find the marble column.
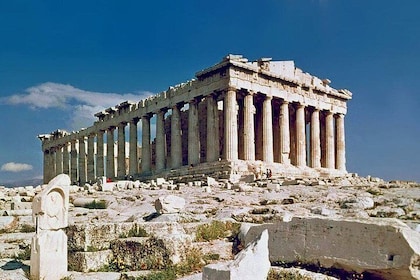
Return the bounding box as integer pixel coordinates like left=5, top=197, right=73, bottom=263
left=295, top=104, right=306, bottom=167
left=62, top=143, right=70, bottom=175
left=262, top=95, right=274, bottom=162
left=87, top=134, right=95, bottom=182
left=141, top=115, right=151, bottom=173
left=42, top=150, right=50, bottom=184
left=156, top=109, right=167, bottom=171
left=310, top=108, right=321, bottom=168
left=325, top=111, right=335, bottom=169
left=96, top=130, right=105, bottom=177
left=243, top=92, right=255, bottom=160
left=188, top=99, right=200, bottom=165
left=335, top=113, right=346, bottom=171
left=55, top=146, right=63, bottom=175
left=70, top=140, right=78, bottom=184
left=78, top=137, right=86, bottom=184
left=107, top=127, right=115, bottom=178
left=171, top=105, right=182, bottom=168
left=129, top=118, right=139, bottom=176
left=224, top=88, right=238, bottom=160
left=206, top=95, right=220, bottom=163
left=117, top=123, right=127, bottom=178
left=48, top=148, right=56, bottom=180
left=279, top=101, right=290, bottom=164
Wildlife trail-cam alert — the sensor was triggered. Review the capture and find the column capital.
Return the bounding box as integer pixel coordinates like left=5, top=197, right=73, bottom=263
left=118, top=121, right=127, bottom=127
left=264, top=94, right=273, bottom=101
left=226, top=86, right=238, bottom=92
left=296, top=103, right=305, bottom=109
left=335, top=113, right=345, bottom=118
left=142, top=113, right=153, bottom=119
left=157, top=107, right=168, bottom=114
left=129, top=118, right=139, bottom=125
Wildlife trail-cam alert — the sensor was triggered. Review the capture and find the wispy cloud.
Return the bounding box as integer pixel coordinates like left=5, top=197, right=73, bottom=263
left=4, top=82, right=154, bottom=129
left=1, top=162, right=33, bottom=172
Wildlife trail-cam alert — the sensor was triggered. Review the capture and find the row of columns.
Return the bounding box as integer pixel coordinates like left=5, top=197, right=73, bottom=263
left=42, top=88, right=346, bottom=184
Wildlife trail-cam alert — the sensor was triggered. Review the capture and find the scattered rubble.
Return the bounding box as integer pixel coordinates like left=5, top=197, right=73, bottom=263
left=0, top=174, right=419, bottom=279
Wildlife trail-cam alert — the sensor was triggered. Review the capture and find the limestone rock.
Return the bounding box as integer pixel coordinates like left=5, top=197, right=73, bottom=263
left=202, top=229, right=270, bottom=280
left=243, top=217, right=420, bottom=280
left=68, top=250, right=113, bottom=272
left=154, top=195, right=186, bottom=214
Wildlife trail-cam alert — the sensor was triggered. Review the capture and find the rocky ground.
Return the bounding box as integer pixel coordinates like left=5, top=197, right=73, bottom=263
left=0, top=174, right=419, bottom=280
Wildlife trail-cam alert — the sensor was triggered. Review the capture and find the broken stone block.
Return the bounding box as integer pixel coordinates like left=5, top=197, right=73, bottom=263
left=202, top=229, right=270, bottom=280
left=68, top=249, right=113, bottom=272
left=156, top=177, right=166, bottom=186
left=237, top=184, right=252, bottom=192
left=154, top=195, right=186, bottom=214
left=207, top=177, right=218, bottom=187
left=267, top=183, right=281, bottom=192
left=242, top=217, right=420, bottom=280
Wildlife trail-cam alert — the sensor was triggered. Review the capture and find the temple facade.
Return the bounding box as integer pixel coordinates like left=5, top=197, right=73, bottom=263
left=38, top=55, right=352, bottom=184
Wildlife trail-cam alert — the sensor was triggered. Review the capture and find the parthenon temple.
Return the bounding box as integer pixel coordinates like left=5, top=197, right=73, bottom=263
left=38, top=54, right=352, bottom=184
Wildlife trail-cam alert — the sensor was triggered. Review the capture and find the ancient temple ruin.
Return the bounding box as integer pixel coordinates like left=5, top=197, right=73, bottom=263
left=38, top=54, right=352, bottom=184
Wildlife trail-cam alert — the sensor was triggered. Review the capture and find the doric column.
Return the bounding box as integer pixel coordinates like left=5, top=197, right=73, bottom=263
left=295, top=104, right=306, bottom=167
left=325, top=111, right=335, bottom=169
left=188, top=99, right=200, bottom=165
left=87, top=134, right=95, bottom=182
left=141, top=115, right=151, bottom=173
left=55, top=146, right=63, bottom=175
left=49, top=148, right=56, bottom=180
left=70, top=140, right=78, bottom=184
left=156, top=109, right=167, bottom=171
left=106, top=127, right=115, bottom=178
left=62, top=143, right=70, bottom=175
left=96, top=130, right=105, bottom=177
left=223, top=88, right=238, bottom=160
left=335, top=113, right=346, bottom=171
left=262, top=95, right=274, bottom=162
left=310, top=108, right=321, bottom=168
left=171, top=104, right=183, bottom=168
left=279, top=101, right=290, bottom=164
left=206, top=95, right=220, bottom=162
left=243, top=92, right=255, bottom=160
left=42, top=149, right=50, bottom=184
left=129, top=118, right=139, bottom=176
left=78, top=137, right=87, bottom=184
left=117, top=123, right=127, bottom=178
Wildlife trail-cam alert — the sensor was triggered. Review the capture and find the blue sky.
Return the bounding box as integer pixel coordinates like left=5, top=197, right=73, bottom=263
left=0, top=1, right=419, bottom=184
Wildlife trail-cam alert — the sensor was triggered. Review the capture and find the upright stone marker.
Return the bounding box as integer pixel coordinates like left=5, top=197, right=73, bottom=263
left=31, top=174, right=70, bottom=280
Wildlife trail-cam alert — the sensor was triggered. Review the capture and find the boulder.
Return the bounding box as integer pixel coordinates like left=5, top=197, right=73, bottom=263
left=154, top=195, right=186, bottom=214
left=203, top=229, right=270, bottom=280
left=242, top=217, right=420, bottom=280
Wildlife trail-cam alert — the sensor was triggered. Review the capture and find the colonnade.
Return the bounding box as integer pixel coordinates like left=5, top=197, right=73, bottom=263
left=40, top=88, right=346, bottom=184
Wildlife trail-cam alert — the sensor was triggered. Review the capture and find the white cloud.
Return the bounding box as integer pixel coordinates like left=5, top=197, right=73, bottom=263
left=5, top=82, right=154, bottom=129
left=1, top=162, right=33, bottom=172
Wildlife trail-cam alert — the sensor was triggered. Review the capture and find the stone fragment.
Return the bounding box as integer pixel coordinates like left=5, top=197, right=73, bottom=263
left=31, top=174, right=70, bottom=280
left=237, top=183, right=252, bottom=192
left=156, top=177, right=166, bottom=186
left=242, top=216, right=420, bottom=280
left=68, top=250, right=113, bottom=272
left=154, top=195, right=186, bottom=214
left=0, top=216, right=17, bottom=230
left=11, top=202, right=32, bottom=210
left=207, top=177, right=218, bottom=187
left=282, top=179, right=299, bottom=186
left=267, top=183, right=281, bottom=192
left=202, top=229, right=270, bottom=280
